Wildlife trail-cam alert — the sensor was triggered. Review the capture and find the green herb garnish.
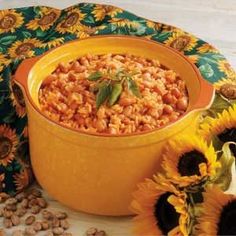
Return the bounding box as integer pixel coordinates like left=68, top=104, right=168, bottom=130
left=87, top=69, right=141, bottom=109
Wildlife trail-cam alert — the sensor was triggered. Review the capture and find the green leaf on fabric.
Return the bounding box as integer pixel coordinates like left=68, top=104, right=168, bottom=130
left=199, top=63, right=214, bottom=78
left=0, top=95, right=5, bottom=104
left=33, top=6, right=41, bottom=15
left=22, top=31, right=32, bottom=38
left=36, top=29, right=47, bottom=38
left=0, top=36, right=17, bottom=46
left=0, top=47, right=4, bottom=53
left=213, top=142, right=235, bottom=191
left=6, top=165, right=13, bottom=172
left=84, top=15, right=95, bottom=25
left=2, top=110, right=16, bottom=123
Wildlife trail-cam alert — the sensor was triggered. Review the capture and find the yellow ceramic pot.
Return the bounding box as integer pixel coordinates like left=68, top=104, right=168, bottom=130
left=14, top=36, right=214, bottom=216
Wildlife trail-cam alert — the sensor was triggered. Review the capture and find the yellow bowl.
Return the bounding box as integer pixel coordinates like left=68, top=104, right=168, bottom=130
left=14, top=36, right=214, bottom=216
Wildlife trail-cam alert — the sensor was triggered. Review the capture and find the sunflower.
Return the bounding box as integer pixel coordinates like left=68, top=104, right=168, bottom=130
left=201, top=104, right=236, bottom=156
left=0, top=53, right=11, bottom=68
left=42, top=37, right=65, bottom=49
left=92, top=5, right=123, bottom=21
left=213, top=77, right=236, bottom=93
left=26, top=7, right=60, bottom=31
left=0, top=124, right=18, bottom=166
left=218, top=60, right=236, bottom=78
left=56, top=8, right=85, bottom=34
left=13, top=168, right=32, bottom=192
left=164, top=32, right=197, bottom=52
left=109, top=18, right=139, bottom=28
left=76, top=24, right=105, bottom=39
left=197, top=43, right=218, bottom=54
left=196, top=186, right=236, bottom=235
left=0, top=9, right=24, bottom=34
left=10, top=79, right=26, bottom=118
left=161, top=135, right=220, bottom=188
left=8, top=38, right=42, bottom=59
left=131, top=175, right=190, bottom=236
left=146, top=20, right=161, bottom=31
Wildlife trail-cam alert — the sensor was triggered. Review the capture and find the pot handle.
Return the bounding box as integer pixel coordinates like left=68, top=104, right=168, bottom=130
left=190, top=77, right=215, bottom=112
left=14, top=56, right=41, bottom=91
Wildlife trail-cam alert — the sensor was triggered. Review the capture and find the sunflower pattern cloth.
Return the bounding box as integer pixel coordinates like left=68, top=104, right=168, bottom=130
left=0, top=3, right=235, bottom=195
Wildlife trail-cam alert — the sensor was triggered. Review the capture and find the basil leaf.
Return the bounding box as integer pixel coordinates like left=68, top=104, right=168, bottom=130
left=96, top=82, right=111, bottom=109
left=88, top=71, right=103, bottom=81
left=127, top=78, right=141, bottom=98
left=108, top=83, right=123, bottom=106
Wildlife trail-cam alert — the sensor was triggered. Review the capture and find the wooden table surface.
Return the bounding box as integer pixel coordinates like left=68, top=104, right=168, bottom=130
left=0, top=0, right=235, bottom=235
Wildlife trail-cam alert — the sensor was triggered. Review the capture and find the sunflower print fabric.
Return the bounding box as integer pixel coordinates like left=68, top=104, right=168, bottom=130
left=0, top=3, right=235, bottom=195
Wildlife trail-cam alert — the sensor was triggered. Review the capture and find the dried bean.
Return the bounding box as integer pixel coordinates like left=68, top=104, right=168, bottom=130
left=44, top=232, right=54, bottom=236
left=21, top=199, right=29, bottom=208
left=3, top=218, right=13, bottom=228
left=3, top=210, right=13, bottom=218
left=6, top=204, right=17, bottom=211
left=86, top=227, right=98, bottom=235
left=33, top=221, right=42, bottom=231
left=31, top=205, right=41, bottom=214
left=15, top=207, right=27, bottom=217
left=5, top=198, right=17, bottom=205
left=11, top=214, right=20, bottom=226
left=95, top=231, right=106, bottom=236
left=52, top=227, right=64, bottom=235
left=41, top=220, right=50, bottom=230
left=29, top=199, right=38, bottom=208
left=25, top=226, right=36, bottom=236
left=25, top=215, right=36, bottom=225
left=52, top=217, right=60, bottom=228
left=37, top=198, right=47, bottom=208
left=42, top=210, right=54, bottom=220
left=12, top=230, right=24, bottom=236
left=62, top=233, right=73, bottom=236
left=60, top=219, right=69, bottom=230
left=15, top=192, right=25, bottom=202
left=55, top=211, right=67, bottom=220
left=29, top=189, right=42, bottom=198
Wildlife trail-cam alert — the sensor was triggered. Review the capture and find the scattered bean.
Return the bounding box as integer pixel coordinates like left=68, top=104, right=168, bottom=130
left=3, top=218, right=13, bottom=228
left=5, top=198, right=17, bottom=205
left=25, top=226, right=36, bottom=236
left=33, top=221, right=42, bottom=231
left=31, top=205, right=41, bottom=214
left=12, top=230, right=24, bottom=236
left=41, top=220, right=50, bottom=230
left=37, top=198, right=47, bottom=208
left=60, top=219, right=69, bottom=230
left=55, top=212, right=67, bottom=220
left=11, top=214, right=20, bottom=226
left=86, top=227, right=98, bottom=235
left=52, top=227, right=64, bottom=235
left=25, top=215, right=36, bottom=225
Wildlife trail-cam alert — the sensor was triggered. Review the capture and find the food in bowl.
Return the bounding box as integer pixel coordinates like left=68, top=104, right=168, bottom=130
left=38, top=53, right=189, bottom=135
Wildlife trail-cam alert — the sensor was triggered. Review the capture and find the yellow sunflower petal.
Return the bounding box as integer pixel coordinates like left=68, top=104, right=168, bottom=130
left=164, top=32, right=197, bottom=52
left=0, top=9, right=24, bottom=33
left=92, top=5, right=123, bottom=21
left=161, top=135, right=219, bottom=188
left=56, top=8, right=85, bottom=34
left=131, top=176, right=189, bottom=236
left=0, top=124, right=18, bottom=166
left=196, top=186, right=236, bottom=236
left=26, top=7, right=60, bottom=31
left=8, top=38, right=42, bottom=60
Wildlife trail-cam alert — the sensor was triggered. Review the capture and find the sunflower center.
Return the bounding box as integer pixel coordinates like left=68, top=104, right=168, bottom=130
left=61, top=12, right=79, bottom=28
left=0, top=136, right=13, bottom=159
left=154, top=192, right=180, bottom=235
left=170, top=36, right=191, bottom=51
left=0, top=14, right=16, bottom=29
left=217, top=200, right=236, bottom=235
left=12, top=83, right=25, bottom=106
left=218, top=128, right=236, bottom=157
left=15, top=43, right=34, bottom=56
left=220, top=84, right=236, bottom=99
left=38, top=12, right=57, bottom=26
left=178, top=150, right=207, bottom=176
